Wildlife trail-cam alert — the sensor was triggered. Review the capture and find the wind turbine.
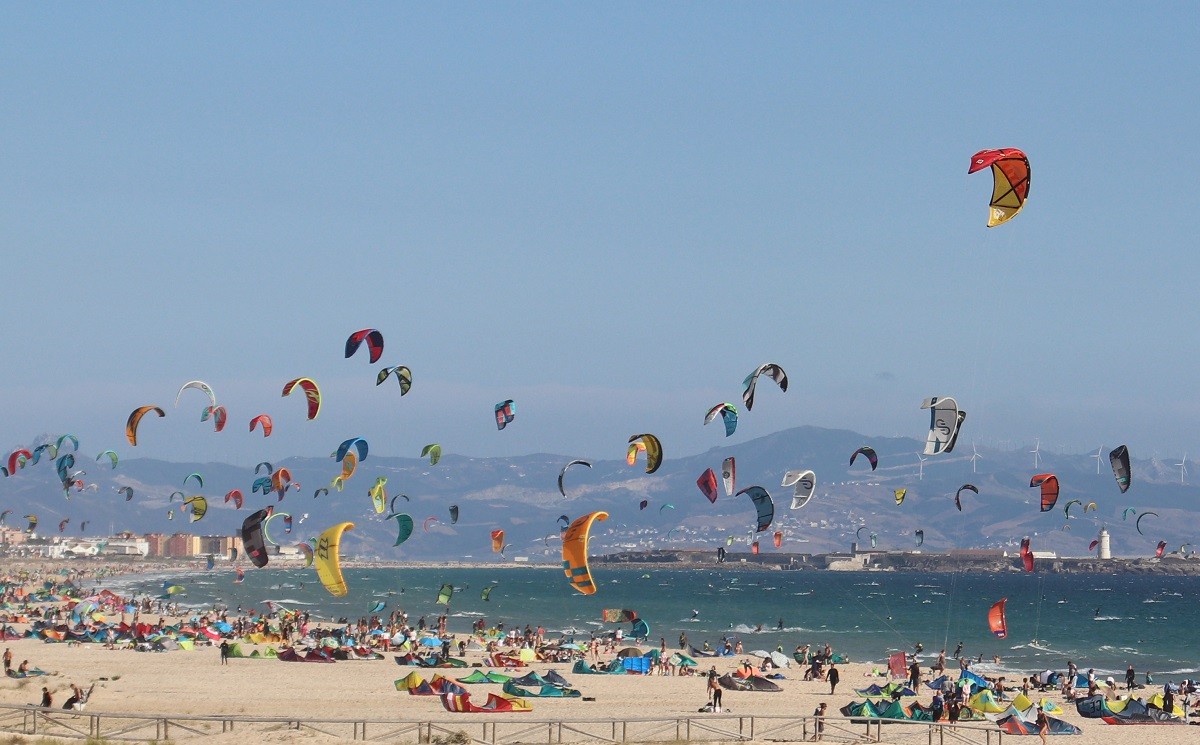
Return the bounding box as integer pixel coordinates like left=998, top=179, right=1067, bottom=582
left=1030, top=438, right=1041, bottom=469
left=1092, top=446, right=1104, bottom=475
left=970, top=442, right=981, bottom=474
left=916, top=453, right=926, bottom=481
left=1178, top=453, right=1189, bottom=485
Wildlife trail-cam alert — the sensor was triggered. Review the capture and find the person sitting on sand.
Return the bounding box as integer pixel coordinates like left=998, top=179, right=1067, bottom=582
left=17, top=660, right=29, bottom=674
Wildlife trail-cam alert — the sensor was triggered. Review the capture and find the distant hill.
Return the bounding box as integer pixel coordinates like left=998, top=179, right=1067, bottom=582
left=0, top=427, right=1191, bottom=561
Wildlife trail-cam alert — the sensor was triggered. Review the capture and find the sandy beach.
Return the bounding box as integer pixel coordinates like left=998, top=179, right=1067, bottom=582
left=0, top=561, right=1196, bottom=744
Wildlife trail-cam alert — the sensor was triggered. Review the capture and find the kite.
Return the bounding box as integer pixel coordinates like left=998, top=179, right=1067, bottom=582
left=24, top=515, right=37, bottom=533
left=345, top=329, right=384, bottom=363
left=58, top=518, right=69, bottom=533
left=988, top=598, right=1008, bottom=638
left=773, top=531, right=783, bottom=549
left=557, top=460, right=592, bottom=497
left=206, top=555, right=215, bottom=571
left=1019, top=538, right=1034, bottom=572
left=314, top=522, right=354, bottom=597
left=921, top=396, right=966, bottom=455
left=915, top=529, right=924, bottom=547
left=722, top=457, right=736, bottom=497
left=1122, top=507, right=1136, bottom=521
left=421, top=443, right=441, bottom=466
left=968, top=148, right=1030, bottom=228
left=388, top=494, right=410, bottom=515
left=696, top=468, right=719, bottom=504
left=224, top=489, right=244, bottom=510
left=659, top=503, right=675, bottom=514
left=201, top=405, right=227, bottom=432
left=96, top=450, right=118, bottom=468
left=255, top=461, right=274, bottom=475
left=437, top=584, right=454, bottom=606
left=251, top=477, right=272, bottom=495
left=1136, top=511, right=1157, bottom=536
left=780, top=470, right=815, bottom=510
left=391, top=514, right=414, bottom=547
left=626, top=440, right=645, bottom=465
left=449, top=505, right=459, bottom=524
left=7, top=450, right=31, bottom=474
left=270, top=468, right=294, bottom=500
left=240, top=507, right=273, bottom=568
left=423, top=516, right=439, bottom=532
left=1062, top=499, right=1082, bottom=518
left=639, top=500, right=648, bottom=511
left=249, top=414, right=273, bottom=437
left=562, top=511, right=608, bottom=595
left=1084, top=501, right=1097, bottom=513
left=117, top=486, right=134, bottom=502
left=297, top=543, right=314, bottom=568
left=741, top=363, right=788, bottom=411
left=737, top=486, right=774, bottom=532
left=954, top=484, right=979, bottom=511
left=183, top=496, right=208, bottom=523
left=125, top=406, right=165, bottom=446
left=313, top=487, right=329, bottom=499
left=1030, top=474, right=1059, bottom=512
left=262, top=512, right=291, bottom=545
left=627, top=434, right=662, bottom=474
left=281, top=377, right=322, bottom=420
left=376, top=365, right=412, bottom=394
left=175, top=380, right=217, bottom=410
left=1155, top=540, right=1167, bottom=558
left=494, top=400, right=516, bottom=430
left=704, top=403, right=738, bottom=437
left=893, top=488, right=907, bottom=506
left=369, top=477, right=387, bottom=514
left=184, top=472, right=204, bottom=490
left=340, top=451, right=358, bottom=480
left=30, top=444, right=55, bottom=465
left=849, top=446, right=878, bottom=471
left=233, top=567, right=245, bottom=584
left=1109, top=445, right=1131, bottom=493
left=481, top=585, right=495, bottom=602
left=336, top=438, right=369, bottom=463
left=491, top=529, right=505, bottom=553
left=56, top=434, right=79, bottom=453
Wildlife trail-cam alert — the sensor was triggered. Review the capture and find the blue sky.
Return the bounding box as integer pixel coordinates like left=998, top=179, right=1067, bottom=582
left=1, top=3, right=1197, bottom=466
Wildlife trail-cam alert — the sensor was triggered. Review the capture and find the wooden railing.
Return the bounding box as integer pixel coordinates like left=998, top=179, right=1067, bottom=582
left=0, top=703, right=1004, bottom=744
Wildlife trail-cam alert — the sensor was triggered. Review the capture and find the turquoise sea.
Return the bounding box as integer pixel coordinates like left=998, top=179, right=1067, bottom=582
left=110, top=566, right=1199, bottom=681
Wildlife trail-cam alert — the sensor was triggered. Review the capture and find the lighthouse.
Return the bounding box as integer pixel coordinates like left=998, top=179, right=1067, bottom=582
left=1098, top=527, right=1112, bottom=560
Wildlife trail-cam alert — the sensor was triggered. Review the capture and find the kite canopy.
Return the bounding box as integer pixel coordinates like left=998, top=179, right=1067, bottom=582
left=376, top=365, right=412, bottom=394
left=1019, top=538, right=1034, bottom=572
left=1109, top=445, right=1131, bottom=493
left=125, top=406, right=165, bottom=446
left=721, top=457, right=736, bottom=497
left=893, top=489, right=906, bottom=506
left=421, top=443, right=442, bottom=465
left=175, top=380, right=217, bottom=409
left=391, top=514, right=414, bottom=547
left=491, top=529, right=505, bottom=553
left=562, top=511, right=608, bottom=595
left=494, top=400, right=516, bottom=430
left=1030, top=474, right=1059, bottom=512
left=737, top=486, right=774, bottom=532
left=781, top=470, right=815, bottom=510
left=954, top=484, right=979, bottom=511
left=696, top=468, right=719, bottom=504
left=240, top=508, right=273, bottom=568
left=315, top=522, right=354, bottom=597
left=920, top=397, right=966, bottom=455
left=741, top=363, right=788, bottom=411
left=249, top=414, right=273, bottom=437
left=627, top=434, right=662, bottom=474
left=345, top=329, right=384, bottom=362
left=1136, top=511, right=1157, bottom=536
left=968, top=148, right=1030, bottom=227
left=703, top=403, right=738, bottom=437
left=281, top=377, right=322, bottom=420
left=849, top=446, right=878, bottom=471
left=988, top=598, right=1007, bottom=639
left=558, top=460, right=591, bottom=497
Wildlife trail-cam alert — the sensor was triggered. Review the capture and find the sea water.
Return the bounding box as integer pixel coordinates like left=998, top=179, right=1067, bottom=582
left=111, top=566, right=1200, bottom=680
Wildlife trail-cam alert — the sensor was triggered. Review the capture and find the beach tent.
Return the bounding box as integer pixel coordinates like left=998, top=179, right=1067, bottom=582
left=615, top=647, right=644, bottom=658
left=621, top=656, right=652, bottom=674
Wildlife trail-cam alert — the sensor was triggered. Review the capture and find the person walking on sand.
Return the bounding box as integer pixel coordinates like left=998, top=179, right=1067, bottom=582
left=828, top=663, right=840, bottom=695
left=39, top=687, right=52, bottom=708
left=2, top=647, right=10, bottom=673
left=1034, top=705, right=1048, bottom=745
left=812, top=702, right=826, bottom=741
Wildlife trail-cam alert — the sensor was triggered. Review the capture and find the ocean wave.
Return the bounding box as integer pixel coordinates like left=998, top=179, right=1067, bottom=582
left=262, top=598, right=316, bottom=606
left=451, top=611, right=484, bottom=617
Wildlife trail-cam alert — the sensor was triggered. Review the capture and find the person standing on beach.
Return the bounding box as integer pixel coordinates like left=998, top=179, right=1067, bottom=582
left=1125, top=664, right=1136, bottom=690
left=219, top=640, right=230, bottom=665
left=2, top=647, right=10, bottom=673
left=908, top=659, right=921, bottom=690
left=679, top=632, right=688, bottom=650
left=827, top=663, right=839, bottom=695
left=1034, top=706, right=1048, bottom=745
left=708, top=669, right=722, bottom=711
left=811, top=702, right=826, bottom=741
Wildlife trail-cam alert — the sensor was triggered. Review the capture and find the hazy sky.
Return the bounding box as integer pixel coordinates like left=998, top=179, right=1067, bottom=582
left=2, top=3, right=1197, bottom=467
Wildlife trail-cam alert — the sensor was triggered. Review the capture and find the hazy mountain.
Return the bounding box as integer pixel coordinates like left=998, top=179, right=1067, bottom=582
left=1, top=427, right=1190, bottom=560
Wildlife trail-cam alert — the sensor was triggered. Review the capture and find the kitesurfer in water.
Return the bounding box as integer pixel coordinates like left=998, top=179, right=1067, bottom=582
left=691, top=609, right=699, bottom=620
left=777, top=618, right=784, bottom=630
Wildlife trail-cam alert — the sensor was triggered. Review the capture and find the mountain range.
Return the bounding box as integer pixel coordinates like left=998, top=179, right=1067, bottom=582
left=1, top=426, right=1193, bottom=561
